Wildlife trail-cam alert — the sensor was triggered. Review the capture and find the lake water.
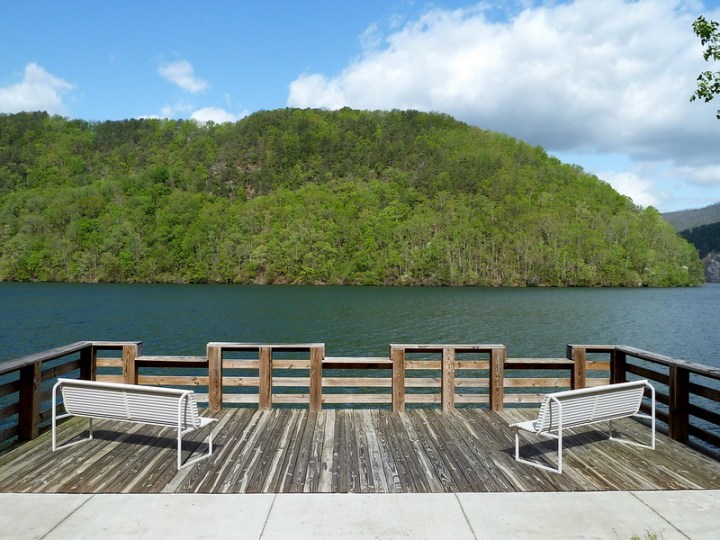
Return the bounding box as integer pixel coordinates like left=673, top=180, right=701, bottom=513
left=1, top=283, right=719, bottom=366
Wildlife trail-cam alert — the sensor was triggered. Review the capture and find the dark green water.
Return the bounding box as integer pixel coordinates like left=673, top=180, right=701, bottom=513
left=1, top=283, right=719, bottom=365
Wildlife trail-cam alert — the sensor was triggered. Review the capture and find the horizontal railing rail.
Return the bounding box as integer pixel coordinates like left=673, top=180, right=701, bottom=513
left=505, top=357, right=575, bottom=406
left=322, top=356, right=392, bottom=406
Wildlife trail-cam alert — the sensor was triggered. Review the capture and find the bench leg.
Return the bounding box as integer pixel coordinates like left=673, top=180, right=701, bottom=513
left=557, top=428, right=563, bottom=473
left=513, top=428, right=563, bottom=474
left=608, top=414, right=656, bottom=450
left=608, top=381, right=656, bottom=450
left=51, top=382, right=93, bottom=452
left=177, top=426, right=215, bottom=470
left=52, top=416, right=93, bottom=451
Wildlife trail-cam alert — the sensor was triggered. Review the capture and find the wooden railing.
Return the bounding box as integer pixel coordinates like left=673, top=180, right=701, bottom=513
left=206, top=342, right=324, bottom=412
left=568, top=344, right=720, bottom=451
left=0, top=341, right=141, bottom=448
left=2, top=340, right=719, bottom=457
left=390, top=344, right=506, bottom=412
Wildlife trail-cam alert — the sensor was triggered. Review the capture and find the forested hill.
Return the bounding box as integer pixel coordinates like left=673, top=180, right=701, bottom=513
left=663, top=202, right=720, bottom=232
left=0, top=109, right=704, bottom=286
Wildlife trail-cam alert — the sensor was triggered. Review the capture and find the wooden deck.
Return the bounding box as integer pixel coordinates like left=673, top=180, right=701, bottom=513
left=1, top=408, right=719, bottom=494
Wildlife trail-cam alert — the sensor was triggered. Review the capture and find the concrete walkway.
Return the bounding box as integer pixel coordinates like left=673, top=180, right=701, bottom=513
left=1, top=490, right=718, bottom=539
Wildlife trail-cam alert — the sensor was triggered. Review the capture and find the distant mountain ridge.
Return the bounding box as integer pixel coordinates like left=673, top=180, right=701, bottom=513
left=663, top=202, right=720, bottom=283
left=662, top=202, right=720, bottom=232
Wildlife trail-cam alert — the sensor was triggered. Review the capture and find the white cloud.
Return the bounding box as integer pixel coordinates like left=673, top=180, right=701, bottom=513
left=360, top=22, right=383, bottom=51
left=0, top=63, right=74, bottom=115
left=159, top=60, right=208, bottom=93
left=191, top=106, right=247, bottom=124
left=160, top=101, right=193, bottom=118
left=674, top=164, right=720, bottom=187
left=600, top=170, right=660, bottom=208
left=287, top=0, right=720, bottom=171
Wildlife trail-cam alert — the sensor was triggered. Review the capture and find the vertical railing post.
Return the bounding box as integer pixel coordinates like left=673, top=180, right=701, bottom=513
left=669, top=365, right=690, bottom=442
left=309, top=344, right=323, bottom=412
left=207, top=344, right=223, bottom=413
left=489, top=346, right=505, bottom=412
left=567, top=345, right=586, bottom=390
left=442, top=347, right=456, bottom=412
left=122, top=343, right=140, bottom=384
left=18, top=361, right=42, bottom=441
left=81, top=344, right=95, bottom=381
left=391, top=346, right=406, bottom=413
left=259, top=346, right=273, bottom=411
left=611, top=348, right=627, bottom=384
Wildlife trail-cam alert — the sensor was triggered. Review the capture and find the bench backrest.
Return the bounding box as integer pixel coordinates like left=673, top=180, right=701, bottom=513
left=57, top=378, right=202, bottom=429
left=536, top=380, right=647, bottom=432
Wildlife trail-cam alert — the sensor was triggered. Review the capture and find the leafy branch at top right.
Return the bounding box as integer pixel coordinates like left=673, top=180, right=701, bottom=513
left=691, top=16, right=720, bottom=119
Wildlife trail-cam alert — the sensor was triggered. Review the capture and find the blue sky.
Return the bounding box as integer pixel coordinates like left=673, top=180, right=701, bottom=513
left=2, top=0, right=720, bottom=212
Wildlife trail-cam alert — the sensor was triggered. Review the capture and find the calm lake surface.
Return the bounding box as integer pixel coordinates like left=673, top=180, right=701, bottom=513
left=1, top=283, right=719, bottom=366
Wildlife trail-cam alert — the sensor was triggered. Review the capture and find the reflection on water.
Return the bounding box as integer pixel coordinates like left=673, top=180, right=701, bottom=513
left=1, top=283, right=719, bottom=366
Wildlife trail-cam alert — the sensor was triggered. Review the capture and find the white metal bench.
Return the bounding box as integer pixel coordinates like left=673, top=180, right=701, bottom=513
left=510, top=379, right=655, bottom=473
left=52, top=378, right=218, bottom=470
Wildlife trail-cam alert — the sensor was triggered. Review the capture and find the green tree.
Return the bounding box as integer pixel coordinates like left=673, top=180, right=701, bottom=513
left=691, top=16, right=720, bottom=118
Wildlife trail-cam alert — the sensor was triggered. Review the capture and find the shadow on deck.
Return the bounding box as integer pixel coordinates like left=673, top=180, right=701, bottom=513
left=1, top=408, right=719, bottom=494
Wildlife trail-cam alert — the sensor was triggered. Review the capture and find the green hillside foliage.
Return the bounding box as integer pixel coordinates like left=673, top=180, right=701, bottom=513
left=0, top=109, right=704, bottom=286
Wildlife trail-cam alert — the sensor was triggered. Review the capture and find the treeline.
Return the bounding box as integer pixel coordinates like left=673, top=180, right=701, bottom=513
left=680, top=222, right=720, bottom=258
left=0, top=109, right=704, bottom=286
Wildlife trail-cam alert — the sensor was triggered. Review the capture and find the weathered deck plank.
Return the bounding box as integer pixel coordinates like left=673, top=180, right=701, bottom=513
left=375, top=411, right=403, bottom=493
left=1, top=408, right=720, bottom=494
left=199, top=408, right=261, bottom=493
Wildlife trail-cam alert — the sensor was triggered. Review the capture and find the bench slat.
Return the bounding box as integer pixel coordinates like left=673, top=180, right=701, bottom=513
left=61, top=381, right=201, bottom=429
left=536, top=381, right=646, bottom=432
